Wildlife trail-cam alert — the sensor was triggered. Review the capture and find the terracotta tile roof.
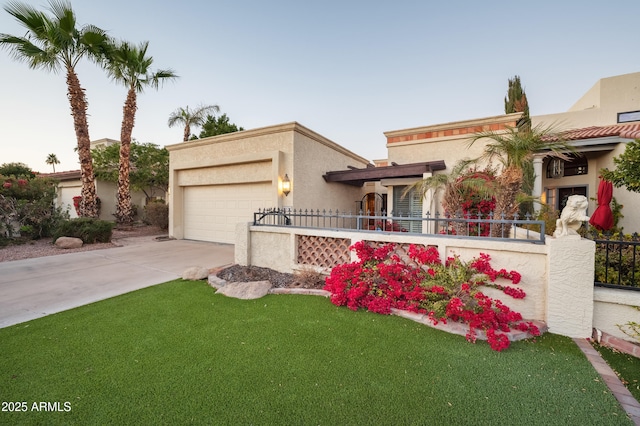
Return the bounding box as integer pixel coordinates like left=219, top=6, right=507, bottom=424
left=38, top=170, right=81, bottom=180
left=560, top=123, right=640, bottom=141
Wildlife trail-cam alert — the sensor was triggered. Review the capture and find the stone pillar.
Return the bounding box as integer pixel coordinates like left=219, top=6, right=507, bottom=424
left=546, top=236, right=595, bottom=338
left=532, top=155, right=544, bottom=213
left=235, top=221, right=251, bottom=266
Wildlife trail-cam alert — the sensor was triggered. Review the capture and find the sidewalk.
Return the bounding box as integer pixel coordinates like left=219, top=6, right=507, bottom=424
left=0, top=238, right=234, bottom=328
left=573, top=338, right=640, bottom=425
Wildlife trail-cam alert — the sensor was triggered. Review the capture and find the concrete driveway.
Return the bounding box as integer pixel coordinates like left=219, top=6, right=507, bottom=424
left=0, top=237, right=234, bottom=328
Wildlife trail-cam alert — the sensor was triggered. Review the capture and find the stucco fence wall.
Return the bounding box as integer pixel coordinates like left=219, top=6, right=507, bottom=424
left=594, top=288, right=640, bottom=342
left=233, top=223, right=639, bottom=342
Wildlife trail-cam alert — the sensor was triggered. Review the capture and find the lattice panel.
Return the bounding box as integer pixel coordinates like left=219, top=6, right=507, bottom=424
left=297, top=235, right=351, bottom=269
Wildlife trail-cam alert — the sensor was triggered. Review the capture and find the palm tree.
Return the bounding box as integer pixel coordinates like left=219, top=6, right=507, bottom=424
left=45, top=153, right=60, bottom=173
left=103, top=39, right=177, bottom=224
left=469, top=123, right=575, bottom=236
left=168, top=104, right=220, bottom=142
left=407, top=159, right=496, bottom=235
left=0, top=0, right=109, bottom=218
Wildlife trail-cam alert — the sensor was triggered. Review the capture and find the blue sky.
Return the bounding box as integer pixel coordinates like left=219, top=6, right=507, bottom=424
left=2, top=0, right=640, bottom=172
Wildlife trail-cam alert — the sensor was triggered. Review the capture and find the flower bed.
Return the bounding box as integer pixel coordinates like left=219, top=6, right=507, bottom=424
left=323, top=241, right=540, bottom=351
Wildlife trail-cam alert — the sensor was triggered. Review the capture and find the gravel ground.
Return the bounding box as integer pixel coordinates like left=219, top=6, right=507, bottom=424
left=0, top=225, right=166, bottom=263
left=216, top=264, right=326, bottom=289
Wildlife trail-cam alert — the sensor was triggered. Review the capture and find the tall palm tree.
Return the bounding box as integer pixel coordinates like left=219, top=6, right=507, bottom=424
left=0, top=0, right=109, bottom=218
left=45, top=153, right=60, bottom=173
left=103, top=39, right=177, bottom=224
left=168, top=104, right=219, bottom=142
left=469, top=123, right=575, bottom=236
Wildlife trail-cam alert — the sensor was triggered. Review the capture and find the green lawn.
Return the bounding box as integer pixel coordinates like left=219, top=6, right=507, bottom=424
left=0, top=280, right=633, bottom=425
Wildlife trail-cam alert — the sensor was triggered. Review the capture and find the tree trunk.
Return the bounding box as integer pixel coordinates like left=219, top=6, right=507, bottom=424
left=66, top=66, right=98, bottom=218
left=183, top=124, right=190, bottom=142
left=116, top=87, right=137, bottom=225
left=492, top=167, right=522, bottom=237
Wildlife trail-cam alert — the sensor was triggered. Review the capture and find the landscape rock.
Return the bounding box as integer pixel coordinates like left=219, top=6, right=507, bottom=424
left=55, top=237, right=83, bottom=249
left=208, top=274, right=226, bottom=289
left=182, top=266, right=210, bottom=280
left=216, top=281, right=272, bottom=299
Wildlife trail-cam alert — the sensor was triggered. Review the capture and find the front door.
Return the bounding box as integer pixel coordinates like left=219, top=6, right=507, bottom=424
left=558, top=186, right=588, bottom=211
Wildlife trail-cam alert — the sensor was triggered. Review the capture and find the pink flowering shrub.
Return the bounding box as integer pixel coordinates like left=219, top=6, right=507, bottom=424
left=324, top=241, right=540, bottom=351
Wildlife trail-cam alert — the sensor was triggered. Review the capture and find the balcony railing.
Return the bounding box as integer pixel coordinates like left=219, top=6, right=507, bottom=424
left=588, top=231, right=640, bottom=291
left=253, top=208, right=546, bottom=244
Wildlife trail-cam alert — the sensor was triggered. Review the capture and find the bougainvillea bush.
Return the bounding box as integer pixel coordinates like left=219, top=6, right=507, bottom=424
left=323, top=241, right=539, bottom=351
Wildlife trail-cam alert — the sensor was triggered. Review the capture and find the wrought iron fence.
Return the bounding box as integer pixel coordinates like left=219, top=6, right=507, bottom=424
left=253, top=208, right=546, bottom=244
left=587, top=231, right=640, bottom=291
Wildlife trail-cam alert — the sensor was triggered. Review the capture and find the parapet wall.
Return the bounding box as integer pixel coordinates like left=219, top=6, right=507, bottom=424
left=236, top=223, right=638, bottom=344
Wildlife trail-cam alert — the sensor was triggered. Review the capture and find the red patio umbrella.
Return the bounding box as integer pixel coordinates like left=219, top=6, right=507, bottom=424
left=589, top=178, right=614, bottom=231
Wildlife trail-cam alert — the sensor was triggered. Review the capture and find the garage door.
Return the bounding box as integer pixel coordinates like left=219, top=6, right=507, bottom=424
left=183, top=183, right=272, bottom=244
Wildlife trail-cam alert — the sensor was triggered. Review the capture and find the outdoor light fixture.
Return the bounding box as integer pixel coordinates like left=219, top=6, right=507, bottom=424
left=282, top=174, right=291, bottom=196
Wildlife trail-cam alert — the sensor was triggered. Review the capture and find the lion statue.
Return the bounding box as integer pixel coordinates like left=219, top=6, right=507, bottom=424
left=553, top=195, right=590, bottom=238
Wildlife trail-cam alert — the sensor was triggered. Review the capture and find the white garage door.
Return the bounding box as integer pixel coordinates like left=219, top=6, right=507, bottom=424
left=183, top=183, right=272, bottom=244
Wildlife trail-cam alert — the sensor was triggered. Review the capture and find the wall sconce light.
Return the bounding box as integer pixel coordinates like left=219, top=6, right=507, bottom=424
left=282, top=174, right=291, bottom=196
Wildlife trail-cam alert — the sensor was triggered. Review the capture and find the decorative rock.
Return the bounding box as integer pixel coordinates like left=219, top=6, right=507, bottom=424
left=55, top=237, right=83, bottom=249
left=182, top=266, right=210, bottom=280
left=208, top=274, right=227, bottom=289
left=216, top=281, right=272, bottom=300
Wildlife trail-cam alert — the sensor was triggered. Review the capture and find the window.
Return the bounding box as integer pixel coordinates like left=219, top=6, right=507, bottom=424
left=393, top=185, right=422, bottom=232
left=563, top=156, right=588, bottom=177
left=618, top=110, right=640, bottom=123
left=546, top=155, right=588, bottom=178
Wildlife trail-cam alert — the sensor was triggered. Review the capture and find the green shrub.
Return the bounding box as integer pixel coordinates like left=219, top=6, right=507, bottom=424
left=144, top=201, right=168, bottom=230
left=0, top=175, right=68, bottom=239
left=53, top=218, right=115, bottom=244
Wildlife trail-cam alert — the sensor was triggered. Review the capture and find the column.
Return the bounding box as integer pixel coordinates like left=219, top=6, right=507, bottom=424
left=533, top=155, right=544, bottom=213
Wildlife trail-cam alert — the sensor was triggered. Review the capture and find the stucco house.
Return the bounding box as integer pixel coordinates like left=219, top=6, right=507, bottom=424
left=167, top=72, right=640, bottom=243
left=166, top=122, right=372, bottom=244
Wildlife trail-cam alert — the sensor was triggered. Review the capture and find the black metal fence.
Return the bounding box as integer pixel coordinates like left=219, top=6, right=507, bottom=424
left=253, top=208, right=546, bottom=244
left=588, top=231, right=640, bottom=291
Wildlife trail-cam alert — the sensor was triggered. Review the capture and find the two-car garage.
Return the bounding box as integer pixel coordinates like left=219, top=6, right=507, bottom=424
left=182, top=183, right=273, bottom=244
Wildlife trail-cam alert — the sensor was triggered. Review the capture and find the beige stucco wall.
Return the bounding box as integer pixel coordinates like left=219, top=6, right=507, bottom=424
left=593, top=288, right=640, bottom=342
left=167, top=122, right=370, bottom=240
left=384, top=114, right=521, bottom=167
left=533, top=72, right=640, bottom=129
left=292, top=128, right=369, bottom=212
left=94, top=180, right=147, bottom=222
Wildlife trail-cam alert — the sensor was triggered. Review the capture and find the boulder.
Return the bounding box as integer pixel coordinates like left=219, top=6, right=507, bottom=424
left=182, top=266, right=210, bottom=281
left=55, top=237, right=83, bottom=249
left=216, top=281, right=272, bottom=300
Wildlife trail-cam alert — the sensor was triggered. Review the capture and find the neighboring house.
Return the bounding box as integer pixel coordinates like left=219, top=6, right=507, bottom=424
left=168, top=72, right=640, bottom=242
left=41, top=138, right=149, bottom=222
